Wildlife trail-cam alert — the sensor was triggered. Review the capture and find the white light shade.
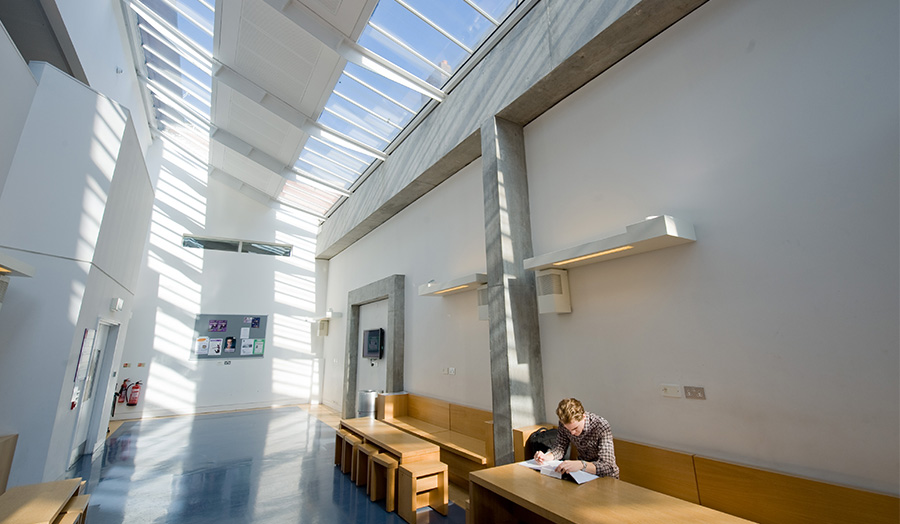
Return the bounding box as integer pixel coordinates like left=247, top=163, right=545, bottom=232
left=0, top=252, right=35, bottom=278
left=418, top=273, right=488, bottom=296
left=524, top=215, right=696, bottom=271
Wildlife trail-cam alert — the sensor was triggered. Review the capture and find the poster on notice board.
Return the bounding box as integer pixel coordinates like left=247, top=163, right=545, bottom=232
left=191, top=314, right=267, bottom=360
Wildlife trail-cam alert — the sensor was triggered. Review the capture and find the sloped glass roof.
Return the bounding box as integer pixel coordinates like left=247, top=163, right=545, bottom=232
left=128, top=0, right=214, bottom=164
left=125, top=0, right=523, bottom=220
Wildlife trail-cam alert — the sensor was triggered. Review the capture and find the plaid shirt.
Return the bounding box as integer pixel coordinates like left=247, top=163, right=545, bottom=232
left=549, top=411, right=620, bottom=478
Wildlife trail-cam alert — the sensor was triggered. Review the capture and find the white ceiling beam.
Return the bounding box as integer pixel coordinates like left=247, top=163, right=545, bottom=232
left=209, top=128, right=351, bottom=197
left=212, top=61, right=387, bottom=162
left=262, top=0, right=445, bottom=102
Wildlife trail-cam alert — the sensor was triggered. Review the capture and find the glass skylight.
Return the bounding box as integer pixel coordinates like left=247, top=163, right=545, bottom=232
left=280, top=0, right=523, bottom=217
left=126, top=0, right=524, bottom=221
left=128, top=0, right=214, bottom=163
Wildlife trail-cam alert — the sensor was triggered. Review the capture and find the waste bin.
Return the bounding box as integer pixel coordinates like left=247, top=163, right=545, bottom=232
left=357, top=390, right=378, bottom=418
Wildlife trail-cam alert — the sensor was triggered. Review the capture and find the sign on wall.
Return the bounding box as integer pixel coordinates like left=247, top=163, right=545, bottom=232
left=192, top=314, right=267, bottom=360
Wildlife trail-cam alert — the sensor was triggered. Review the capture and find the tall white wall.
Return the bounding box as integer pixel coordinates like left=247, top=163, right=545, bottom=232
left=322, top=159, right=490, bottom=413
left=0, top=62, right=154, bottom=486
left=117, top=145, right=322, bottom=419
left=55, top=0, right=153, bottom=151
left=322, top=0, right=898, bottom=495
left=0, top=21, right=36, bottom=197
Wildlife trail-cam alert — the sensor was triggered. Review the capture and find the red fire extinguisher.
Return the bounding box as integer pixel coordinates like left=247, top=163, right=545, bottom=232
left=126, top=381, right=142, bottom=406
left=117, top=379, right=130, bottom=403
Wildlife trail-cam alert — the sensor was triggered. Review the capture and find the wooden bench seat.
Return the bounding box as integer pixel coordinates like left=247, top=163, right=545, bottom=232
left=377, top=393, right=493, bottom=487
left=512, top=427, right=899, bottom=524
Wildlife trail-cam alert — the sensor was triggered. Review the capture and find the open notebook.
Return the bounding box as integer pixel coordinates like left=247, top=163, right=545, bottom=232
left=518, top=459, right=599, bottom=484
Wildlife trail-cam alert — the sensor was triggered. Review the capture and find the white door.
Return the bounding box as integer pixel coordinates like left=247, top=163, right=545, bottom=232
left=68, top=323, right=117, bottom=467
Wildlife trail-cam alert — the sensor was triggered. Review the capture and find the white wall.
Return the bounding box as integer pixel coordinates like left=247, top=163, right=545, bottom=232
left=56, top=0, right=153, bottom=151
left=0, top=21, right=36, bottom=197
left=116, top=145, right=322, bottom=419
left=322, top=0, right=899, bottom=495
left=323, top=159, right=491, bottom=412
left=0, top=63, right=154, bottom=485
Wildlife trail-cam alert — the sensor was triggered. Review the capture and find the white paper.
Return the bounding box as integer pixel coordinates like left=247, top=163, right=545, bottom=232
left=195, top=337, right=209, bottom=355
left=518, top=459, right=599, bottom=484
left=240, top=327, right=250, bottom=338
left=209, top=338, right=223, bottom=356
left=241, top=338, right=254, bottom=355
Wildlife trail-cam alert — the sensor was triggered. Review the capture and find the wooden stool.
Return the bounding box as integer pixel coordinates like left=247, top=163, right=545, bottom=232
left=334, top=429, right=350, bottom=467
left=398, top=461, right=448, bottom=524
left=341, top=433, right=361, bottom=475
left=369, top=453, right=399, bottom=512
left=356, top=442, right=379, bottom=489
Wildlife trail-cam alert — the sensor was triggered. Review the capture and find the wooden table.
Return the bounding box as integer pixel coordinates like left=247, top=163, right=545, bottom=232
left=340, top=417, right=439, bottom=464
left=468, top=464, right=754, bottom=524
left=0, top=478, right=82, bottom=524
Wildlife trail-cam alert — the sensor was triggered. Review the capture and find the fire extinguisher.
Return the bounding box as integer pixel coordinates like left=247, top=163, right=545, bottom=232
left=126, top=381, right=142, bottom=406
left=117, top=379, right=130, bottom=403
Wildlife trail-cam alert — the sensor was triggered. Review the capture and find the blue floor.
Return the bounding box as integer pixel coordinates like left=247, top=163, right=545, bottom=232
left=69, top=407, right=466, bottom=524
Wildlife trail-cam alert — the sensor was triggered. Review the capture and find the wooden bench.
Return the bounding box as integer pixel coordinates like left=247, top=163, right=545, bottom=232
left=513, top=427, right=899, bottom=523
left=377, top=393, right=493, bottom=487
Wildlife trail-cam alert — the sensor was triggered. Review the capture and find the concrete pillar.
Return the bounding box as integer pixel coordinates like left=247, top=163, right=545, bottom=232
left=481, top=116, right=546, bottom=465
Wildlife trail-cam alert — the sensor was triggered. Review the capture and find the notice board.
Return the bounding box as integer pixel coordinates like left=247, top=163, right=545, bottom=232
left=192, top=314, right=267, bottom=360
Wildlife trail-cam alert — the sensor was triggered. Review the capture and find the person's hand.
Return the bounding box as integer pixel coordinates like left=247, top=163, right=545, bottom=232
left=533, top=450, right=551, bottom=464
left=555, top=460, right=583, bottom=474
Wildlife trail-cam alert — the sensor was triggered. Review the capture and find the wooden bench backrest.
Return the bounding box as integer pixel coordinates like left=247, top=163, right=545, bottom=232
left=377, top=392, right=408, bottom=419
left=694, top=456, right=900, bottom=524
left=449, top=404, right=492, bottom=441
left=0, top=434, right=17, bottom=494
left=408, top=394, right=450, bottom=429
left=614, top=438, right=700, bottom=504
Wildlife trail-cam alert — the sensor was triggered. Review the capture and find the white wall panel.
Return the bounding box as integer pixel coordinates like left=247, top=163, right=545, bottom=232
left=525, top=0, right=898, bottom=494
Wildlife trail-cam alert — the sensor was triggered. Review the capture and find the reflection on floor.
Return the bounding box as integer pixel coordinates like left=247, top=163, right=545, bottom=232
left=71, top=406, right=467, bottom=524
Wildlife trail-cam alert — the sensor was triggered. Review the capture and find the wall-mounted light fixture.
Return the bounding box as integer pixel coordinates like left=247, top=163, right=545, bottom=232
left=418, top=273, right=488, bottom=296
left=110, top=298, right=125, bottom=312
left=0, top=252, right=35, bottom=313
left=524, top=215, right=696, bottom=271
left=0, top=252, right=35, bottom=278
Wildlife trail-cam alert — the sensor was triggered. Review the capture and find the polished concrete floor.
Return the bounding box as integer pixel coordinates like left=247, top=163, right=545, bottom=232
left=70, top=406, right=466, bottom=523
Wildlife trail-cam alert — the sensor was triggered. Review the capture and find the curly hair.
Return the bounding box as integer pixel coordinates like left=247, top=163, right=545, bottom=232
left=556, top=398, right=585, bottom=424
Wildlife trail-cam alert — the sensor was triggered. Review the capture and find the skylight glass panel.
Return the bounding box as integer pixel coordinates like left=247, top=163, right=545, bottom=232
left=278, top=0, right=524, bottom=218
left=130, top=0, right=214, bottom=163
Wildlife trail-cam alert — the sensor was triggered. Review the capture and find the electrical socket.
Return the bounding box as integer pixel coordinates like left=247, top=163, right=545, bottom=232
left=660, top=384, right=682, bottom=398
left=442, top=368, right=448, bottom=375
left=684, top=386, right=706, bottom=400
left=449, top=367, right=456, bottom=375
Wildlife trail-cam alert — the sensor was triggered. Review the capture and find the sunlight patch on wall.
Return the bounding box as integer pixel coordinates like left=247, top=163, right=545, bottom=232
left=152, top=310, right=199, bottom=363
left=274, top=271, right=315, bottom=311
left=271, top=313, right=311, bottom=353
left=145, top=363, right=197, bottom=414
left=271, top=358, right=313, bottom=400
left=69, top=278, right=86, bottom=325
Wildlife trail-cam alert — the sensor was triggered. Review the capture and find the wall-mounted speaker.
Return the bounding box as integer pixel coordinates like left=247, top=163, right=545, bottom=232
left=317, top=318, right=330, bottom=336
left=536, top=268, right=571, bottom=314
left=477, top=284, right=489, bottom=321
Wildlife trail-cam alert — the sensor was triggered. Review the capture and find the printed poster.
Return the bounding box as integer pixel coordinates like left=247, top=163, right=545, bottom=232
left=209, top=338, right=223, bottom=356
left=195, top=337, right=209, bottom=355
left=253, top=339, right=265, bottom=355
left=240, top=338, right=254, bottom=356
left=224, top=336, right=236, bottom=353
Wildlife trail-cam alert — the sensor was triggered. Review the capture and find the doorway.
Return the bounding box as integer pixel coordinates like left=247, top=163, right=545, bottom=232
left=68, top=321, right=120, bottom=468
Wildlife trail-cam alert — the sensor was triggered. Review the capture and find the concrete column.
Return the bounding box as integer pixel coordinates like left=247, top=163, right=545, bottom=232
left=481, top=116, right=546, bottom=465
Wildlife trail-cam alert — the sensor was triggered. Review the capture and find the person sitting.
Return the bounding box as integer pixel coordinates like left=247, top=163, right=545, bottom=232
left=533, top=397, right=620, bottom=478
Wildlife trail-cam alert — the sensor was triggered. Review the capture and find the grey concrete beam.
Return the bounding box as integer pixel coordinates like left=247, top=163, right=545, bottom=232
left=317, top=0, right=708, bottom=259
left=482, top=116, right=545, bottom=465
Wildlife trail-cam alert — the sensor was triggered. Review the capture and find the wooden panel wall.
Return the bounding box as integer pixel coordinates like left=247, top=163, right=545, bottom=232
left=408, top=394, right=450, bottom=429
left=614, top=439, right=700, bottom=504
left=694, top=456, right=900, bottom=524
